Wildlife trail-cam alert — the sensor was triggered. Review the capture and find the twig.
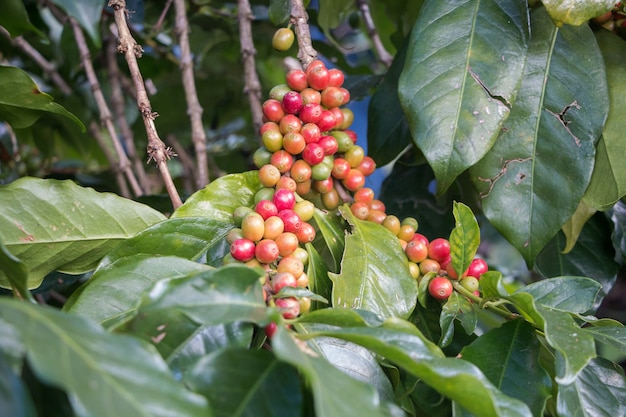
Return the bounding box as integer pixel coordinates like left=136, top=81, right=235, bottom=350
left=108, top=0, right=183, bottom=209
left=153, top=0, right=174, bottom=33
left=167, top=133, right=195, bottom=194
left=105, top=36, right=151, bottom=193
left=89, top=121, right=130, bottom=197
left=238, top=0, right=264, bottom=137
left=0, top=25, right=72, bottom=95
left=356, top=0, right=393, bottom=68
left=66, top=15, right=143, bottom=198
left=290, top=0, right=317, bottom=69
left=174, top=0, right=209, bottom=189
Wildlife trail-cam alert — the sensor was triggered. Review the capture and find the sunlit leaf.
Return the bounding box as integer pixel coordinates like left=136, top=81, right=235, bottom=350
left=561, top=201, right=596, bottom=253
left=399, top=0, right=530, bottom=192
left=0, top=177, right=165, bottom=289
left=518, top=276, right=601, bottom=314
left=449, top=201, right=480, bottom=278
left=543, top=0, right=615, bottom=26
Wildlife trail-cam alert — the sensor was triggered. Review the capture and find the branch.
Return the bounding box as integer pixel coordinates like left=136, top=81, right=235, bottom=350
left=0, top=25, right=72, bottom=95
left=108, top=0, right=183, bottom=209
left=174, top=0, right=209, bottom=189
left=89, top=121, right=130, bottom=197
left=356, top=0, right=393, bottom=68
left=65, top=13, right=143, bottom=198
left=152, top=0, right=173, bottom=33
left=290, top=0, right=317, bottom=69
left=238, top=0, right=264, bottom=137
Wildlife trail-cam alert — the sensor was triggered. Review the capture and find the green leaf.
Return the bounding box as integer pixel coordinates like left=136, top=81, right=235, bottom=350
left=449, top=201, right=480, bottom=277
left=0, top=318, right=35, bottom=417
left=0, top=66, right=85, bottom=131
left=271, top=327, right=394, bottom=417
left=556, top=357, right=626, bottom=417
left=585, top=326, right=626, bottom=351
left=519, top=276, right=601, bottom=314
left=543, top=0, right=615, bottom=26
left=0, top=239, right=34, bottom=302
left=479, top=271, right=510, bottom=300
left=317, top=0, right=355, bottom=40
left=329, top=206, right=417, bottom=319
left=439, top=292, right=476, bottom=347
left=367, top=39, right=412, bottom=166
left=184, top=348, right=303, bottom=417
left=470, top=8, right=609, bottom=265
left=49, top=0, right=103, bottom=47
left=0, top=0, right=43, bottom=37
left=0, top=299, right=209, bottom=417
left=561, top=201, right=596, bottom=253
left=306, top=242, right=333, bottom=311
left=0, top=177, right=165, bottom=289
left=172, top=171, right=261, bottom=221
left=460, top=319, right=552, bottom=416
left=64, top=256, right=211, bottom=328
left=301, top=326, right=532, bottom=417
left=268, top=0, right=290, bottom=25
left=297, top=307, right=386, bottom=328
left=311, top=208, right=346, bottom=273
left=507, top=292, right=596, bottom=384
left=398, top=0, right=530, bottom=193
left=120, top=264, right=270, bottom=343
left=583, top=29, right=626, bottom=210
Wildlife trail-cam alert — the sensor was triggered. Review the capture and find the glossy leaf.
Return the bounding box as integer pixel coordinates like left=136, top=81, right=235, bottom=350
left=0, top=239, right=34, bottom=302
left=0, top=299, right=209, bottom=417
left=399, top=0, right=530, bottom=193
left=561, top=201, right=596, bottom=253
left=583, top=29, right=626, bottom=210
left=184, top=348, right=303, bottom=417
left=1, top=0, right=43, bottom=37
left=460, top=319, right=552, bottom=416
left=439, top=292, right=476, bottom=347
left=297, top=307, right=386, bottom=328
left=172, top=171, right=261, bottom=221
left=0, top=66, right=84, bottom=130
left=470, top=8, right=609, bottom=265
left=0, top=318, right=34, bottom=417
left=611, top=201, right=626, bottom=262
left=311, top=208, right=346, bottom=273
left=507, top=292, right=596, bottom=384
left=367, top=40, right=412, bottom=166
left=519, top=276, right=601, bottom=314
left=0, top=177, right=165, bottom=289
left=271, top=326, right=393, bottom=417
left=535, top=214, right=619, bottom=305
left=50, top=0, right=103, bottom=47
left=585, top=326, right=626, bottom=351
left=329, top=206, right=417, bottom=319
left=556, top=357, right=626, bottom=417
left=64, top=256, right=211, bottom=328
left=479, top=271, right=509, bottom=300
left=543, top=0, right=615, bottom=26
left=120, top=264, right=270, bottom=343
left=302, top=326, right=532, bottom=417
left=449, top=201, right=480, bottom=278
left=306, top=242, right=333, bottom=311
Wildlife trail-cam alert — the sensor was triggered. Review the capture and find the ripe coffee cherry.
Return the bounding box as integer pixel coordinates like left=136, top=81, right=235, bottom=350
left=272, top=271, right=298, bottom=293
left=296, top=272, right=309, bottom=288
left=296, top=221, right=316, bottom=243
left=357, top=156, right=376, bottom=176
left=263, top=216, right=285, bottom=240
left=331, top=158, right=351, bottom=179
left=230, top=238, right=256, bottom=262
left=467, top=258, right=488, bottom=279
left=265, top=322, right=278, bottom=339
left=318, top=135, right=339, bottom=156
left=241, top=212, right=265, bottom=242
left=255, top=200, right=278, bottom=220
left=296, top=179, right=312, bottom=195
left=397, top=224, right=416, bottom=242
left=255, top=238, right=280, bottom=264
left=419, top=259, right=441, bottom=275
left=354, top=187, right=375, bottom=203
left=282, top=91, right=303, bottom=114
left=301, top=123, right=321, bottom=143
left=405, top=240, right=428, bottom=263
left=412, top=233, right=429, bottom=247
left=446, top=262, right=467, bottom=280
left=305, top=59, right=326, bottom=75
left=275, top=297, right=300, bottom=319
left=300, top=103, right=323, bottom=124
left=277, top=256, right=305, bottom=278
left=428, top=238, right=451, bottom=262
left=342, top=168, right=365, bottom=191
left=313, top=177, right=334, bottom=194
left=307, top=66, right=330, bottom=91
left=262, top=99, right=285, bottom=122
left=368, top=199, right=385, bottom=212
left=273, top=188, right=296, bottom=211
left=339, top=87, right=351, bottom=105
left=321, top=86, right=345, bottom=108
left=290, top=159, right=312, bottom=183
left=317, top=110, right=337, bottom=132
left=286, top=69, right=308, bottom=91
left=329, top=107, right=345, bottom=129
left=272, top=27, right=295, bottom=51
left=428, top=276, right=453, bottom=300
left=279, top=114, right=302, bottom=134
left=278, top=209, right=302, bottom=233
left=258, top=164, right=281, bottom=187
left=300, top=88, right=321, bottom=105
left=276, top=175, right=297, bottom=192
left=327, top=68, right=344, bottom=87
left=282, top=132, right=306, bottom=155
left=260, top=121, right=280, bottom=135
left=350, top=201, right=369, bottom=220
left=275, top=232, right=299, bottom=257
left=270, top=150, right=294, bottom=173
left=302, top=142, right=325, bottom=166
left=344, top=129, right=358, bottom=144
left=367, top=209, right=386, bottom=224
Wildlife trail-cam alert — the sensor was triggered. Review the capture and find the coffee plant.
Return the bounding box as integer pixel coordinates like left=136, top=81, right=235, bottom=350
left=0, top=0, right=625, bottom=416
